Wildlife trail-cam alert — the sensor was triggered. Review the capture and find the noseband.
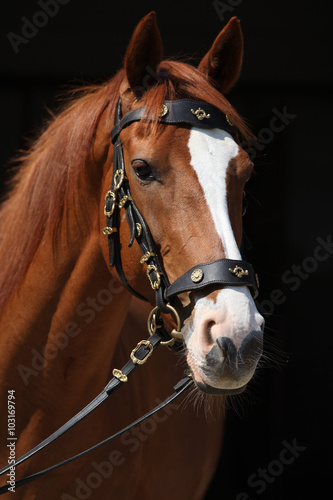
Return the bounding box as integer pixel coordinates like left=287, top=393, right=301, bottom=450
left=104, top=98, right=259, bottom=341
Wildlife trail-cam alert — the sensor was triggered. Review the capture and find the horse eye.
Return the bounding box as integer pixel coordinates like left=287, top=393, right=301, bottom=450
left=132, top=160, right=154, bottom=181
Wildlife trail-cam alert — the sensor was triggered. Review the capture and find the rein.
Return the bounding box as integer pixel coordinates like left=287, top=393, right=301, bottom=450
left=0, top=326, right=193, bottom=494
left=0, top=98, right=259, bottom=494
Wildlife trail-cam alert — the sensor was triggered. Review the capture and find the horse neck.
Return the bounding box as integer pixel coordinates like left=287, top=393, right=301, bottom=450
left=0, top=169, right=130, bottom=404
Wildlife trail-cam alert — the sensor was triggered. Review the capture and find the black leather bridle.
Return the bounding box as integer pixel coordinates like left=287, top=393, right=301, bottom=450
left=0, top=98, right=259, bottom=494
left=104, top=98, right=258, bottom=330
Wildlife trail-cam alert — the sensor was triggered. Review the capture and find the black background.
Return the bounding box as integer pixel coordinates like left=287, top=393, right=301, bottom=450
left=1, top=1, right=332, bottom=498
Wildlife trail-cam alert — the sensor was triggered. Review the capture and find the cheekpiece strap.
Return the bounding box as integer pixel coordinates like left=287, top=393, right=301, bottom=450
left=105, top=98, right=257, bottom=311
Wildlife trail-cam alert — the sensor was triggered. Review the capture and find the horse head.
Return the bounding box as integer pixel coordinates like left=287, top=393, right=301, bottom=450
left=100, top=12, right=264, bottom=395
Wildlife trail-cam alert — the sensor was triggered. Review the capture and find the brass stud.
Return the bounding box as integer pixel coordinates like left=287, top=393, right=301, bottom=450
left=191, top=108, right=210, bottom=121
left=190, top=268, right=204, bottom=283
left=226, top=115, right=234, bottom=126
left=118, top=195, right=133, bottom=209
left=229, top=266, right=249, bottom=278
left=140, top=251, right=156, bottom=264
left=136, top=223, right=142, bottom=237
left=160, top=104, right=168, bottom=117
left=102, top=227, right=118, bottom=236
left=112, top=368, right=128, bottom=383
left=255, top=273, right=260, bottom=288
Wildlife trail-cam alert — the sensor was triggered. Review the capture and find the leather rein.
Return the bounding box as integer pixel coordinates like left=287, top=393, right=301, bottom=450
left=0, top=98, right=258, bottom=494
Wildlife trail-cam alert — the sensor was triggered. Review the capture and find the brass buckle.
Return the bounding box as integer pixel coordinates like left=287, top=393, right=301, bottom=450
left=146, top=264, right=161, bottom=290
left=104, top=190, right=116, bottom=218
left=113, top=170, right=127, bottom=191
left=130, top=340, right=153, bottom=365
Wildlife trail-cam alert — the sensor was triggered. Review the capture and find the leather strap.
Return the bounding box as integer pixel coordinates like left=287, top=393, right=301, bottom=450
left=166, top=258, right=259, bottom=300
left=106, top=99, right=171, bottom=310
left=0, top=375, right=193, bottom=495
left=111, top=99, right=236, bottom=143
left=0, top=330, right=170, bottom=484
left=105, top=98, right=259, bottom=310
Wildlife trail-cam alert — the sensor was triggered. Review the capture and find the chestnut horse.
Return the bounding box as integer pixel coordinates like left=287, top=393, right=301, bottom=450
left=0, top=12, right=264, bottom=500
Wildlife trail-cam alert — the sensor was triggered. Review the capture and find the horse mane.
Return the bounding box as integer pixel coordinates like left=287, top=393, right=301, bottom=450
left=0, top=70, right=124, bottom=313
left=133, top=60, right=254, bottom=143
left=0, top=60, right=253, bottom=313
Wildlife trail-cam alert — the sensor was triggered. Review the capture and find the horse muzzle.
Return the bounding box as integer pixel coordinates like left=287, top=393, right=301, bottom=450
left=187, top=330, right=263, bottom=395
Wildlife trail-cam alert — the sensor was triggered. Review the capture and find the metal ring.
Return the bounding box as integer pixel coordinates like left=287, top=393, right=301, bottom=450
left=147, top=304, right=183, bottom=346
left=147, top=306, right=175, bottom=347
left=147, top=306, right=162, bottom=335
left=166, top=304, right=183, bottom=340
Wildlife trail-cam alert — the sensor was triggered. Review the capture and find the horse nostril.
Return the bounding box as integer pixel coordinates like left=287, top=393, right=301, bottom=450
left=206, top=321, right=215, bottom=344
left=216, top=337, right=237, bottom=365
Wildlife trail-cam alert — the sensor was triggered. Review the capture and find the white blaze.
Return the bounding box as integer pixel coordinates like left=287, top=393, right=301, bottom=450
left=184, top=127, right=264, bottom=352
left=188, top=127, right=240, bottom=259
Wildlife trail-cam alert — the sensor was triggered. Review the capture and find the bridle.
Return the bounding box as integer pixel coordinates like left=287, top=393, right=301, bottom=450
left=0, top=98, right=259, bottom=494
left=105, top=98, right=258, bottom=337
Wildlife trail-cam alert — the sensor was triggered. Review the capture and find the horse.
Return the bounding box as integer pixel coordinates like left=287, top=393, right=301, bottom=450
left=0, top=12, right=264, bottom=499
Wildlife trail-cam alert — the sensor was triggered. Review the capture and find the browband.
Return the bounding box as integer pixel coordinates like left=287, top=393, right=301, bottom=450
left=111, top=99, right=236, bottom=143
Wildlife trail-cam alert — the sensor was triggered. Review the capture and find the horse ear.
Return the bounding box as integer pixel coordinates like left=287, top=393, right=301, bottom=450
left=198, top=17, right=243, bottom=94
left=123, top=12, right=164, bottom=92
